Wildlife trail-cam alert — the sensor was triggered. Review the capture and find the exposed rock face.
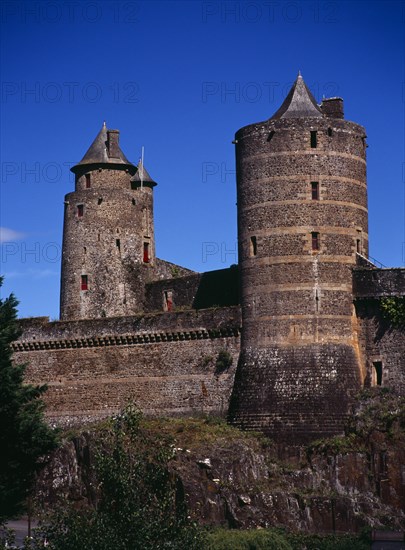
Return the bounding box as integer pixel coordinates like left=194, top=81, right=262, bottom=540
left=36, top=392, right=405, bottom=533
left=169, top=441, right=404, bottom=532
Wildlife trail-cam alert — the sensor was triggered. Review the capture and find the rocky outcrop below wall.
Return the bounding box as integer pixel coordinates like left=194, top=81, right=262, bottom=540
left=36, top=389, right=405, bottom=534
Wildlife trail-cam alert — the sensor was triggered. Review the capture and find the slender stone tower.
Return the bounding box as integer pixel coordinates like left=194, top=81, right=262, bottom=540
left=60, top=123, right=157, bottom=320
left=229, top=74, right=368, bottom=443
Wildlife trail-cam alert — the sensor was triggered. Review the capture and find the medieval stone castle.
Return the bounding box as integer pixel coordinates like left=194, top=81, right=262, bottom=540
left=13, top=74, right=405, bottom=444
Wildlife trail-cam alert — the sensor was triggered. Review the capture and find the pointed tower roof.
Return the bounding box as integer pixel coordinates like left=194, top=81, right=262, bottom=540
left=130, top=159, right=157, bottom=187
left=270, top=73, right=323, bottom=120
left=71, top=122, right=135, bottom=173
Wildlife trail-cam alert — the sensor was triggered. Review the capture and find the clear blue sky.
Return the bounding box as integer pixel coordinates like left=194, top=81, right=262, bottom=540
left=1, top=0, right=404, bottom=319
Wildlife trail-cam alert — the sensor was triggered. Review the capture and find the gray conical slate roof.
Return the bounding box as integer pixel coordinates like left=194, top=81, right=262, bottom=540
left=131, top=159, right=157, bottom=187
left=71, top=122, right=135, bottom=172
left=270, top=73, right=323, bottom=119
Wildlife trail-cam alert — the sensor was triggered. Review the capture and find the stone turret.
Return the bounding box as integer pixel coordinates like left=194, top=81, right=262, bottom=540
left=229, top=74, right=368, bottom=443
left=60, top=124, right=157, bottom=320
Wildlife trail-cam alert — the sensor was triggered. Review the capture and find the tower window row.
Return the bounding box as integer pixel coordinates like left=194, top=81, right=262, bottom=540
left=267, top=129, right=335, bottom=147
left=75, top=198, right=138, bottom=218
left=249, top=232, right=322, bottom=256
left=79, top=174, right=147, bottom=195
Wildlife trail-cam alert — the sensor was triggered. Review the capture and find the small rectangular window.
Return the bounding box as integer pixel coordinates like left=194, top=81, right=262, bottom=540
left=143, top=242, right=150, bottom=263
left=164, top=290, right=173, bottom=312
left=116, top=239, right=121, bottom=252
left=311, top=232, right=320, bottom=251
left=311, top=182, right=319, bottom=200
left=77, top=204, right=84, bottom=217
left=356, top=230, right=362, bottom=254
left=373, top=361, right=383, bottom=386
left=250, top=236, right=257, bottom=257
left=267, top=131, right=275, bottom=142
left=81, top=275, right=88, bottom=291
left=310, top=131, right=317, bottom=148
left=327, top=128, right=333, bottom=137
left=85, top=174, right=91, bottom=188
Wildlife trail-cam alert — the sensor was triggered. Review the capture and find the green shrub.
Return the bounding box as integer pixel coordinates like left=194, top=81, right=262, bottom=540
left=207, top=528, right=292, bottom=550
left=286, top=532, right=370, bottom=550
left=215, top=350, right=233, bottom=375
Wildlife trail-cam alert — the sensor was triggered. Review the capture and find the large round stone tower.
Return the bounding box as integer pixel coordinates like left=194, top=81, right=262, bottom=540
left=229, top=74, right=368, bottom=443
left=60, top=123, right=157, bottom=320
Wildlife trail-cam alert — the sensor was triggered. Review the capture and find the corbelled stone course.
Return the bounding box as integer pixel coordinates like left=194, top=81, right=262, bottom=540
left=15, top=307, right=242, bottom=425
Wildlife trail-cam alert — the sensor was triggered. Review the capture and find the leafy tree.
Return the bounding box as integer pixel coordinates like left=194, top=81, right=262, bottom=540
left=30, top=404, right=205, bottom=549
left=0, top=277, right=58, bottom=521
left=380, top=296, right=405, bottom=328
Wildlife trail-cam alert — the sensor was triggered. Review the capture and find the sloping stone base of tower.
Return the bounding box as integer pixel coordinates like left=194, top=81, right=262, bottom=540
left=228, top=344, right=362, bottom=444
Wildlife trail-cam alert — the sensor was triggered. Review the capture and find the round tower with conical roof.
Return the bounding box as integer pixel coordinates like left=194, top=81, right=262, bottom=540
left=60, top=123, right=157, bottom=320
left=229, top=74, right=368, bottom=443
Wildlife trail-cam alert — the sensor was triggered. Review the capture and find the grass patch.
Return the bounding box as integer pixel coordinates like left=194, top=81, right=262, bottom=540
left=141, top=416, right=270, bottom=451
left=206, top=528, right=371, bottom=550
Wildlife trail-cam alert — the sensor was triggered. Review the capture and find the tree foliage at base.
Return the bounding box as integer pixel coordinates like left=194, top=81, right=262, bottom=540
left=0, top=277, right=58, bottom=521
left=30, top=405, right=205, bottom=550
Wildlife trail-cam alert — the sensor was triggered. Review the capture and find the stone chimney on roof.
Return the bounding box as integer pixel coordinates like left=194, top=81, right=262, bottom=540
left=107, top=129, right=120, bottom=158
left=320, top=97, right=344, bottom=119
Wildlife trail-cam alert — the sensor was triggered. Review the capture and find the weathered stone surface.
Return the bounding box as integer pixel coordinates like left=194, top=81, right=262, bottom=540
left=35, top=415, right=405, bottom=533
left=16, top=79, right=405, bottom=445
left=230, top=75, right=368, bottom=442
left=14, top=308, right=241, bottom=426
left=354, top=293, right=405, bottom=390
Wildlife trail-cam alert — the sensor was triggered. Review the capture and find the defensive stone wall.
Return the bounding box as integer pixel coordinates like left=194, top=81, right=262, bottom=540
left=353, top=267, right=405, bottom=390
left=353, top=267, right=405, bottom=298
left=144, top=266, right=239, bottom=312
left=13, top=307, right=242, bottom=426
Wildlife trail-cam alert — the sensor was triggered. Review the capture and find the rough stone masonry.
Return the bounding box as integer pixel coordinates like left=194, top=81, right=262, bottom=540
left=13, top=73, right=405, bottom=443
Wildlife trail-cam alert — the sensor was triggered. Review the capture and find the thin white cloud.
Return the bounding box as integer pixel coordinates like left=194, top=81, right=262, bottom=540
left=0, top=227, right=26, bottom=243
left=3, top=269, right=58, bottom=279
